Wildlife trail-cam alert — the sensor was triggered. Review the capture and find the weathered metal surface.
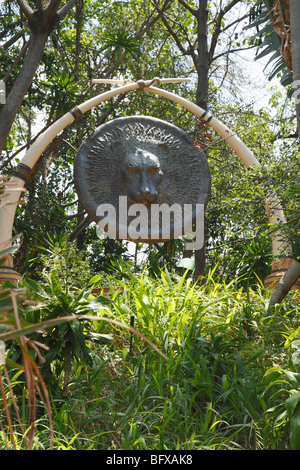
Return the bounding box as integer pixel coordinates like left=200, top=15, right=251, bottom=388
left=74, top=116, right=211, bottom=242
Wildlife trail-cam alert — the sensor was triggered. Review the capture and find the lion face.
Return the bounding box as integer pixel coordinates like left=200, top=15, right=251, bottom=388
left=121, top=149, right=163, bottom=207
left=74, top=116, right=211, bottom=242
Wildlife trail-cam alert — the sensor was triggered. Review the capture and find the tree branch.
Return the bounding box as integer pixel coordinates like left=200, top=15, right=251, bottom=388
left=135, top=0, right=172, bottom=40
left=178, top=0, right=197, bottom=17
left=209, top=0, right=243, bottom=62
left=156, top=11, right=189, bottom=55
left=32, top=0, right=43, bottom=10
left=0, top=19, right=23, bottom=40
left=16, top=0, right=34, bottom=20
left=269, top=260, right=300, bottom=307
left=3, top=29, right=27, bottom=49
left=61, top=198, right=78, bottom=208
left=221, top=12, right=249, bottom=34
left=69, top=216, right=92, bottom=241
left=3, top=39, right=31, bottom=82
left=223, top=0, right=242, bottom=13
left=57, top=0, right=78, bottom=20
left=0, top=0, right=79, bottom=154
left=45, top=0, right=62, bottom=14
left=150, top=0, right=199, bottom=64
left=64, top=211, right=85, bottom=220
left=211, top=44, right=258, bottom=62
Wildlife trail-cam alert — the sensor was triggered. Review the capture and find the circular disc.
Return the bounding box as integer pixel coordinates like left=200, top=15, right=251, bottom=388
left=74, top=116, right=211, bottom=242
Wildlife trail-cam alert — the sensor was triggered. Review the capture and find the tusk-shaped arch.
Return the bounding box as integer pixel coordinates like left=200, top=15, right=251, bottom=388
left=0, top=78, right=290, bottom=281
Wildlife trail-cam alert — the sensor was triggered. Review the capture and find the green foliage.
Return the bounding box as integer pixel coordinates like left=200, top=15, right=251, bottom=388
left=247, top=0, right=293, bottom=86
left=1, top=262, right=300, bottom=450
left=2, top=0, right=298, bottom=285
left=39, top=69, right=82, bottom=119
left=261, top=367, right=300, bottom=449
left=1, top=0, right=300, bottom=450
left=19, top=267, right=110, bottom=390
left=37, top=232, right=92, bottom=291
left=100, top=29, right=141, bottom=62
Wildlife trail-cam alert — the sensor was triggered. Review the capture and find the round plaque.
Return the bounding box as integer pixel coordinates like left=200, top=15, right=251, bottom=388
left=74, top=116, right=211, bottom=242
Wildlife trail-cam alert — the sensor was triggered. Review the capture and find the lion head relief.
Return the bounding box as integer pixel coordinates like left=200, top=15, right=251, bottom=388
left=74, top=116, right=211, bottom=242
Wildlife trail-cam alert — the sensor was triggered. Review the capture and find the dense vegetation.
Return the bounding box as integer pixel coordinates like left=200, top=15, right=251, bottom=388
left=0, top=0, right=299, bottom=451
left=1, top=253, right=300, bottom=450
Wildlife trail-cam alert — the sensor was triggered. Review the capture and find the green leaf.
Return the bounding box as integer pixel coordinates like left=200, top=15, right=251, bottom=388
left=58, top=321, right=67, bottom=337
left=0, top=296, right=13, bottom=312
left=23, top=278, right=48, bottom=299
left=87, top=275, right=103, bottom=286
left=286, top=393, right=300, bottom=418
left=290, top=407, right=300, bottom=450
left=5, top=358, right=24, bottom=370
left=85, top=331, right=113, bottom=344
left=0, top=245, right=18, bottom=262
left=87, top=296, right=112, bottom=309
left=50, top=271, right=63, bottom=295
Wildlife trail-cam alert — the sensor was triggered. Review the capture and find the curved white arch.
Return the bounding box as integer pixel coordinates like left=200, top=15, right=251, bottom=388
left=0, top=78, right=288, bottom=276
left=144, top=85, right=261, bottom=169
left=0, top=82, right=141, bottom=247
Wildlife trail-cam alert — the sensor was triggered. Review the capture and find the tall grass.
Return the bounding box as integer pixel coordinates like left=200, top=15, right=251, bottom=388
left=1, top=266, right=300, bottom=449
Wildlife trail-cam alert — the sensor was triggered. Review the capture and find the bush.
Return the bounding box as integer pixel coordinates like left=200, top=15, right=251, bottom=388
left=2, top=260, right=300, bottom=450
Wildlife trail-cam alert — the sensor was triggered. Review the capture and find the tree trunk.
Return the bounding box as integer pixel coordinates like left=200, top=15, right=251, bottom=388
left=0, top=0, right=78, bottom=156
left=0, top=32, right=49, bottom=154
left=193, top=0, right=209, bottom=281
left=196, top=0, right=209, bottom=110
left=74, top=0, right=83, bottom=81
left=291, top=0, right=300, bottom=131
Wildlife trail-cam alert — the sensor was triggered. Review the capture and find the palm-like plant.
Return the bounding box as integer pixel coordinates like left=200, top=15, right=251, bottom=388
left=248, top=0, right=292, bottom=86
left=100, top=29, right=140, bottom=63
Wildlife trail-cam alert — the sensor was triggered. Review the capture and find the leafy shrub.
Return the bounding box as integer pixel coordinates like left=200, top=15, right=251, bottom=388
left=38, top=233, right=92, bottom=292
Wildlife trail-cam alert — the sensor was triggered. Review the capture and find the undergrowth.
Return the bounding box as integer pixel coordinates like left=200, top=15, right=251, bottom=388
left=1, top=268, right=300, bottom=450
